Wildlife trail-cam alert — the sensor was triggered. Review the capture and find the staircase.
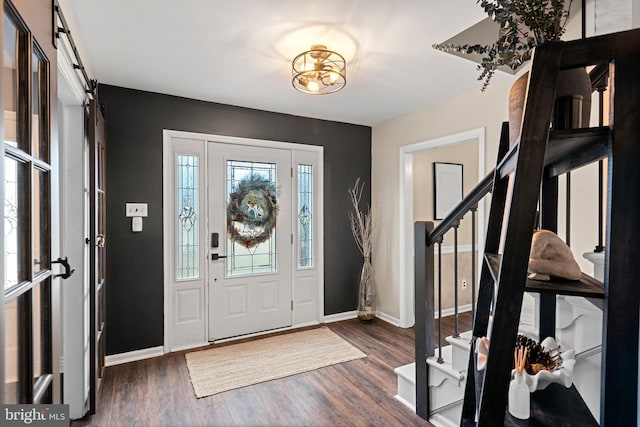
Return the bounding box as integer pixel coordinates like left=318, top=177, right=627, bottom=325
left=396, top=291, right=604, bottom=425
left=408, top=28, right=640, bottom=425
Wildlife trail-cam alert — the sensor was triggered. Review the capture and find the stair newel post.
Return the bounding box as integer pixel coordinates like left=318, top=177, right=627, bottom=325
left=414, top=221, right=435, bottom=420
left=453, top=219, right=460, bottom=338
left=437, top=237, right=444, bottom=363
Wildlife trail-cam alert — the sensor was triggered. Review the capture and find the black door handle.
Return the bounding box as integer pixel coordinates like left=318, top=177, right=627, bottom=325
left=211, top=254, right=228, bottom=261
left=52, top=257, right=76, bottom=279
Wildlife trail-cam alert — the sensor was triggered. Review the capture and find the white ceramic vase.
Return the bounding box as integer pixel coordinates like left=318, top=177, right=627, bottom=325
left=508, top=373, right=531, bottom=420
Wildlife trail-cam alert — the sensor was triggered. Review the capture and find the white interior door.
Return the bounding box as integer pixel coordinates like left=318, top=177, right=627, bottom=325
left=208, top=142, right=293, bottom=340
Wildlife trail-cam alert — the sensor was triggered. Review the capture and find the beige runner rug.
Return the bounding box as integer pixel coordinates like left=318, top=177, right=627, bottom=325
left=185, top=327, right=366, bottom=398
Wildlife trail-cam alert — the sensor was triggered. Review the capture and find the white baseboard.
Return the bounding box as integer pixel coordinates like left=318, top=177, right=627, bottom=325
left=106, top=346, right=164, bottom=367
left=440, top=244, right=475, bottom=254
left=435, top=304, right=472, bottom=319
left=323, top=310, right=401, bottom=326
left=376, top=311, right=401, bottom=326
left=323, top=310, right=358, bottom=323
left=170, top=341, right=210, bottom=353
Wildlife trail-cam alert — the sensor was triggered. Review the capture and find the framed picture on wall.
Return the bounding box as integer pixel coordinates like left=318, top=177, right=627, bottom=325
left=433, top=162, right=463, bottom=220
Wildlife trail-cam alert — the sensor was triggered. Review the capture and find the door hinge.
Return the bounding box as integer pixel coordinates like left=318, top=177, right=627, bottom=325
left=291, top=167, right=293, bottom=178
left=291, top=234, right=294, bottom=245
left=291, top=300, right=294, bottom=311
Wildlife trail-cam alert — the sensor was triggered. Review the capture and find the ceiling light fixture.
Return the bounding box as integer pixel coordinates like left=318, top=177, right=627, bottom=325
left=292, top=45, right=346, bottom=95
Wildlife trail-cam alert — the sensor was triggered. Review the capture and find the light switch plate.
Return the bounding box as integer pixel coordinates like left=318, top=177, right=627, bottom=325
left=126, top=203, right=148, bottom=217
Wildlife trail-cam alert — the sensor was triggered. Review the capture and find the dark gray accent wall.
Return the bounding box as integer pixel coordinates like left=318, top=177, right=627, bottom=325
left=99, top=84, right=371, bottom=355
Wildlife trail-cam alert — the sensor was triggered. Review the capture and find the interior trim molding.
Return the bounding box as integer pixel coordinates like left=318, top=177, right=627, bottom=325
left=105, top=346, right=164, bottom=367
left=439, top=244, right=475, bottom=254
left=435, top=304, right=472, bottom=319
left=398, top=127, right=486, bottom=329
left=323, top=311, right=358, bottom=323
left=375, top=311, right=401, bottom=326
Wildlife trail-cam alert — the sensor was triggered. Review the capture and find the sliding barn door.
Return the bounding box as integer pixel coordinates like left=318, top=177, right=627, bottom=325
left=88, top=99, right=106, bottom=413
left=2, top=0, right=60, bottom=404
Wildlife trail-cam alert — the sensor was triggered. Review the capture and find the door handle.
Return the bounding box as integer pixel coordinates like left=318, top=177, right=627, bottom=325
left=211, top=253, right=227, bottom=261
left=96, top=234, right=105, bottom=248
left=52, top=257, right=76, bottom=279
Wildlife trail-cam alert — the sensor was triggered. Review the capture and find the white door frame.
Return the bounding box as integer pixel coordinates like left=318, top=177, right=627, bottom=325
left=398, top=128, right=486, bottom=328
left=57, top=33, right=92, bottom=419
left=163, top=130, right=324, bottom=352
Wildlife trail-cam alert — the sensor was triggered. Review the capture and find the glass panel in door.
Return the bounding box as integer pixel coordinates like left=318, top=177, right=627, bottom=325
left=4, top=156, right=28, bottom=289
left=4, top=297, right=20, bottom=403
left=3, top=11, right=19, bottom=149
left=226, top=160, right=277, bottom=276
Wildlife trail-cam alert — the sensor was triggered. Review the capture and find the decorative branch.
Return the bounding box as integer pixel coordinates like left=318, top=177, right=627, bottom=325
left=349, top=178, right=373, bottom=259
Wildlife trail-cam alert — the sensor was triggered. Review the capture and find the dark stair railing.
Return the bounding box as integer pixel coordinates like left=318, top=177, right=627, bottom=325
left=414, top=28, right=640, bottom=426
left=414, top=147, right=498, bottom=418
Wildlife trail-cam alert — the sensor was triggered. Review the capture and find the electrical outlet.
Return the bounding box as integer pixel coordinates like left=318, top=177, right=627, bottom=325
left=462, top=279, right=467, bottom=289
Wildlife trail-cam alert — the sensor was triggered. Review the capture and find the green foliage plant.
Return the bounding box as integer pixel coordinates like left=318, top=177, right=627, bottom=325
left=433, top=0, right=572, bottom=91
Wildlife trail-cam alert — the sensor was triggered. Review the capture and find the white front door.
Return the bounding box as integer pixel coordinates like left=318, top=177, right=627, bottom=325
left=208, top=142, right=293, bottom=340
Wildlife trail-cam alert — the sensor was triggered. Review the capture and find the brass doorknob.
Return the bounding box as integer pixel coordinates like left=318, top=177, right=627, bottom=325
left=96, top=234, right=105, bottom=248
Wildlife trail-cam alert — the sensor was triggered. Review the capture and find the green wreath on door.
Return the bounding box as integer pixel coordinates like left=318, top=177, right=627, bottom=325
left=227, top=174, right=278, bottom=248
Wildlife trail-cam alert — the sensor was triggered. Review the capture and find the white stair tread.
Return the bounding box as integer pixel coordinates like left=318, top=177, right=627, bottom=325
left=394, top=362, right=415, bottom=382
left=445, top=330, right=473, bottom=349
left=427, top=345, right=465, bottom=380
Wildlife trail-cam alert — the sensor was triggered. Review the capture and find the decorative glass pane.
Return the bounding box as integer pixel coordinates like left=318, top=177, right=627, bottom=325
left=298, top=164, right=313, bottom=268
left=33, top=279, right=51, bottom=387
left=226, top=160, right=277, bottom=276
left=176, top=155, right=199, bottom=279
left=3, top=12, right=18, bottom=148
left=5, top=157, right=27, bottom=289
left=33, top=283, right=42, bottom=380
left=33, top=168, right=50, bottom=274
left=32, top=49, right=48, bottom=161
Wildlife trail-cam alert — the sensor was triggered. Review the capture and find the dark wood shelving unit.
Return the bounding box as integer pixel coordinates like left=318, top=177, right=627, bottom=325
left=504, top=384, right=598, bottom=426
left=485, top=254, right=605, bottom=300
left=413, top=29, right=640, bottom=425
left=483, top=251, right=603, bottom=425
left=498, top=126, right=612, bottom=180
left=456, top=30, right=640, bottom=426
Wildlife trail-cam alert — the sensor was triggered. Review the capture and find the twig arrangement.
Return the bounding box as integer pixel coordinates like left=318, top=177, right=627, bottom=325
left=349, top=178, right=373, bottom=258
left=514, top=346, right=529, bottom=376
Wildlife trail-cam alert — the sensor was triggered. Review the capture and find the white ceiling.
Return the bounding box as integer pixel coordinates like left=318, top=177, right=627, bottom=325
left=63, top=0, right=504, bottom=126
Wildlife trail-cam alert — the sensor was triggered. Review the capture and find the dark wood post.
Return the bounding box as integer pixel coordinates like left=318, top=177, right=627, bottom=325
left=414, top=221, right=435, bottom=420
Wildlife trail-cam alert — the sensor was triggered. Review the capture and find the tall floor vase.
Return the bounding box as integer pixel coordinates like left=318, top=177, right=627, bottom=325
left=357, top=258, right=376, bottom=322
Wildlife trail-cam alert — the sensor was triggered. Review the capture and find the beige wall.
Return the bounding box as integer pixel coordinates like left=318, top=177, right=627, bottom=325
left=434, top=251, right=477, bottom=312
left=413, top=139, right=479, bottom=247
left=372, top=77, right=512, bottom=321
left=370, top=0, right=602, bottom=324
left=412, top=140, right=480, bottom=313
left=372, top=78, right=603, bottom=322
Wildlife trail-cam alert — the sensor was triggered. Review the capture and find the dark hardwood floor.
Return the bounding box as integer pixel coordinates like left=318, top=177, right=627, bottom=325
left=74, top=313, right=472, bottom=427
